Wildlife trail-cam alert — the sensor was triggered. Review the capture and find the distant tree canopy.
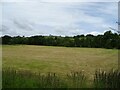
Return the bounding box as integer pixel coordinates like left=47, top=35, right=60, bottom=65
left=1, top=31, right=120, bottom=49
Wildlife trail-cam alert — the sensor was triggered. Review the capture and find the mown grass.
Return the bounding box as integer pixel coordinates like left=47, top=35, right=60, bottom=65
left=2, top=68, right=120, bottom=88
left=2, top=45, right=118, bottom=77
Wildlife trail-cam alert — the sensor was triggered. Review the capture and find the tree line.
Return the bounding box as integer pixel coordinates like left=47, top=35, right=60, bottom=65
left=1, top=31, right=120, bottom=49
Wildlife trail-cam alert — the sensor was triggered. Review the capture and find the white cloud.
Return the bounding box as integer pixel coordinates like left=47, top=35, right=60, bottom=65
left=40, top=0, right=119, bottom=2
left=88, top=31, right=104, bottom=35
left=1, top=0, right=119, bottom=2
left=1, top=1, right=118, bottom=36
left=98, top=3, right=118, bottom=17
left=1, top=0, right=34, bottom=2
left=0, top=3, right=2, bottom=36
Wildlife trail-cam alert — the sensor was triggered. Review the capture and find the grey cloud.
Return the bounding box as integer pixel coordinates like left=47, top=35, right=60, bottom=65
left=1, top=25, right=9, bottom=32
left=13, top=19, right=33, bottom=31
left=1, top=25, right=18, bottom=36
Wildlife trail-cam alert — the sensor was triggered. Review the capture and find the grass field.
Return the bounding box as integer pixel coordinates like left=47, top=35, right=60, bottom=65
left=2, top=45, right=119, bottom=88
left=2, top=45, right=118, bottom=77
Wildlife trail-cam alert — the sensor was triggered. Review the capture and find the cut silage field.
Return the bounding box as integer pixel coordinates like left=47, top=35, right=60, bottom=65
left=2, top=45, right=118, bottom=77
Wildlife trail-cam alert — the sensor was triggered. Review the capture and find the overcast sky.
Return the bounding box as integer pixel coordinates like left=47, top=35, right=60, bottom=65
left=0, top=0, right=118, bottom=36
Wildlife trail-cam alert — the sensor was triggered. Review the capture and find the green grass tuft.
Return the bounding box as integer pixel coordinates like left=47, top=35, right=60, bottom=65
left=94, top=69, right=120, bottom=88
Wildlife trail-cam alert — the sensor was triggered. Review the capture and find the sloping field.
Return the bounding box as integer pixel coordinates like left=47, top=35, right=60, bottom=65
left=2, top=45, right=118, bottom=77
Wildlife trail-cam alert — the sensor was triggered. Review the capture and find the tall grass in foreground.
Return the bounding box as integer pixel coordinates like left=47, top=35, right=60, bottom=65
left=94, top=69, right=120, bottom=88
left=66, top=71, right=87, bottom=88
left=2, top=68, right=87, bottom=88
left=2, top=69, right=64, bottom=88
left=2, top=68, right=120, bottom=88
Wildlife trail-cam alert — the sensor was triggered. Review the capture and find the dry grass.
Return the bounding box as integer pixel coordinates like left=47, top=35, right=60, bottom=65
left=2, top=45, right=118, bottom=77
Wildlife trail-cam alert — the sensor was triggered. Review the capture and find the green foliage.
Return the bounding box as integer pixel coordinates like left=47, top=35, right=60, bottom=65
left=66, top=71, right=87, bottom=88
left=2, top=68, right=120, bottom=88
left=1, top=31, right=120, bottom=49
left=2, top=68, right=87, bottom=88
left=94, top=69, right=120, bottom=88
